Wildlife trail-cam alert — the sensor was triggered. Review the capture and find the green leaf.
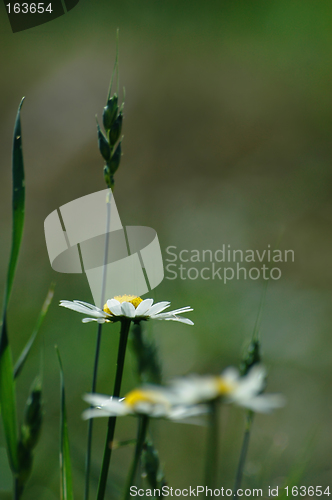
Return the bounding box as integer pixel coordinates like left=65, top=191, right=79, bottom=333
left=14, top=284, right=55, bottom=379
left=56, top=348, right=74, bottom=500
left=0, top=97, right=25, bottom=474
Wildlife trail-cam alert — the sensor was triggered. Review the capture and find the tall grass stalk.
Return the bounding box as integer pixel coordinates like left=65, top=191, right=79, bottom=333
left=234, top=279, right=269, bottom=494
left=85, top=35, right=122, bottom=498
left=233, top=411, right=254, bottom=499
left=84, top=192, right=111, bottom=500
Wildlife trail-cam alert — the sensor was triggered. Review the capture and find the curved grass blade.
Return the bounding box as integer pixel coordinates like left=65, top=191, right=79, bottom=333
left=3, top=97, right=25, bottom=309
left=56, top=348, right=74, bottom=500
left=14, top=284, right=55, bottom=379
left=0, top=98, right=26, bottom=474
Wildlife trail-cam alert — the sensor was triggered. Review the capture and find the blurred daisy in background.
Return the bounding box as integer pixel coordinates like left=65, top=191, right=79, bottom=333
left=82, top=365, right=284, bottom=425
left=170, top=365, right=285, bottom=413
left=82, top=387, right=207, bottom=422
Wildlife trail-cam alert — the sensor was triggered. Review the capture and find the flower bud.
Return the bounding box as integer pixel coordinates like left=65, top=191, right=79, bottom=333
left=22, top=378, right=43, bottom=450
left=108, top=140, right=122, bottom=175
left=16, top=378, right=43, bottom=495
left=109, top=112, right=123, bottom=147
left=103, top=94, right=118, bottom=130
left=142, top=442, right=166, bottom=490
left=240, top=340, right=261, bottom=376
left=97, top=123, right=111, bottom=161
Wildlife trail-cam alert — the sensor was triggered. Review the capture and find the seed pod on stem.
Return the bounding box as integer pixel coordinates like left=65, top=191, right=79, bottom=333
left=97, top=121, right=111, bottom=161
left=109, top=112, right=123, bottom=147
left=103, top=94, right=118, bottom=130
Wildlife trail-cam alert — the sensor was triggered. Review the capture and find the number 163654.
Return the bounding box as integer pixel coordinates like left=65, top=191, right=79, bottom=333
left=6, top=3, right=53, bottom=13
left=284, top=486, right=330, bottom=496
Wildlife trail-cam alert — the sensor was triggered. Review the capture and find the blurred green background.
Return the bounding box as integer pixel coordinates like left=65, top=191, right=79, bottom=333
left=1, top=1, right=332, bottom=498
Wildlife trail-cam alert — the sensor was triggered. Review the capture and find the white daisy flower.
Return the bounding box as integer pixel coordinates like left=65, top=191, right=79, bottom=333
left=60, top=294, right=194, bottom=325
left=82, top=387, right=207, bottom=422
left=170, top=365, right=285, bottom=414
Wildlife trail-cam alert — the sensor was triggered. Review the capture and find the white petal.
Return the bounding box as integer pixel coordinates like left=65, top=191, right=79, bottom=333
left=74, top=301, right=109, bottom=316
left=145, top=301, right=170, bottom=316
left=134, top=401, right=166, bottom=417
left=168, top=405, right=209, bottom=421
left=232, top=394, right=286, bottom=413
left=161, top=306, right=193, bottom=315
left=170, top=376, right=218, bottom=404
left=82, top=317, right=105, bottom=323
left=60, top=300, right=108, bottom=318
left=82, top=409, right=115, bottom=420
left=83, top=393, right=131, bottom=416
left=121, top=302, right=136, bottom=318
left=107, top=303, right=123, bottom=316
left=60, top=301, right=93, bottom=314
left=83, top=394, right=113, bottom=406
left=162, top=316, right=194, bottom=325
left=135, top=299, right=154, bottom=316
left=234, top=366, right=266, bottom=399
left=154, top=307, right=192, bottom=318
left=74, top=301, right=103, bottom=311
left=221, top=367, right=240, bottom=384
left=106, top=299, right=121, bottom=309
left=149, top=405, right=170, bottom=418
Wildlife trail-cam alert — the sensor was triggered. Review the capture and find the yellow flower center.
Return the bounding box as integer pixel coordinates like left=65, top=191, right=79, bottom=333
left=215, top=377, right=235, bottom=395
left=124, top=389, right=170, bottom=409
left=103, top=295, right=143, bottom=314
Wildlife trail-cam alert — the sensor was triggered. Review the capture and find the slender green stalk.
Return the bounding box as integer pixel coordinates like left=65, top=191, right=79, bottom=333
left=204, top=399, right=219, bottom=490
left=107, top=32, right=119, bottom=102
left=97, top=318, right=132, bottom=500
left=123, top=416, right=149, bottom=500
left=233, top=411, right=254, bottom=498
left=234, top=279, right=269, bottom=495
left=84, top=193, right=111, bottom=500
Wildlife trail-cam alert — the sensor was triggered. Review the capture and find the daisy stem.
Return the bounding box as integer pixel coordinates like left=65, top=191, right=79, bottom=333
left=204, top=399, right=219, bottom=490
left=233, top=411, right=254, bottom=498
left=123, top=415, right=149, bottom=500
left=97, top=318, right=132, bottom=500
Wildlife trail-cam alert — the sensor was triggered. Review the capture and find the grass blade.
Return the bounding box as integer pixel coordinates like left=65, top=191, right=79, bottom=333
left=56, top=348, right=74, bottom=500
left=0, top=98, right=26, bottom=474
left=14, top=284, right=55, bottom=379
left=0, top=320, right=18, bottom=473
left=3, top=97, right=25, bottom=309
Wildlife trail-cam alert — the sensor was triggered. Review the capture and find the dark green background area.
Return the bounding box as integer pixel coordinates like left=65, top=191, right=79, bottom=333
left=0, top=1, right=332, bottom=498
